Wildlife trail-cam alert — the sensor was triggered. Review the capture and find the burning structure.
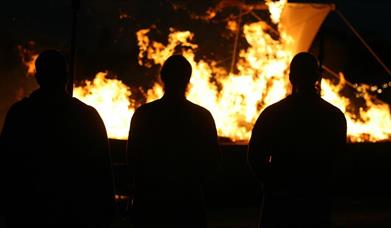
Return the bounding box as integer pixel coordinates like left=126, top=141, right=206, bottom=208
left=19, top=0, right=391, bottom=143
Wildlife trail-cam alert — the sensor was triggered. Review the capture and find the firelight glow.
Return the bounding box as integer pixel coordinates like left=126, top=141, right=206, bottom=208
left=20, top=0, right=391, bottom=142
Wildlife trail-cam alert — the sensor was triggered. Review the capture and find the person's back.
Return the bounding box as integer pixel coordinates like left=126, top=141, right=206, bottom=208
left=248, top=52, right=347, bottom=228
left=1, top=50, right=115, bottom=226
left=127, top=55, right=219, bottom=228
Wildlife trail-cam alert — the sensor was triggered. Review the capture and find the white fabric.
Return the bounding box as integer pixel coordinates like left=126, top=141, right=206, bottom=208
left=280, top=3, right=335, bottom=55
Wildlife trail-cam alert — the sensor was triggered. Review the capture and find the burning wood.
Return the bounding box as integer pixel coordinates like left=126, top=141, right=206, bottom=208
left=215, top=0, right=268, bottom=13
left=18, top=0, right=391, bottom=143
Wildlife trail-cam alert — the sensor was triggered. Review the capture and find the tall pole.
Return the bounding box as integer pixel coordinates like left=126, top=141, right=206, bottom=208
left=68, top=0, right=80, bottom=96
left=317, top=25, right=325, bottom=95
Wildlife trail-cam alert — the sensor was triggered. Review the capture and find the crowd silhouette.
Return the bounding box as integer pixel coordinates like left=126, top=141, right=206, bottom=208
left=0, top=50, right=347, bottom=227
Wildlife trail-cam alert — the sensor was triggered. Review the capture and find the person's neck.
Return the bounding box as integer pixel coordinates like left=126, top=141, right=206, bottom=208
left=292, top=87, right=319, bottom=96
left=38, top=87, right=68, bottom=97
left=162, top=91, right=186, bottom=102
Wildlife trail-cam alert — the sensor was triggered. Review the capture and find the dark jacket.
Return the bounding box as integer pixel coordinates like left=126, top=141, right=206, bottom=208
left=127, top=96, right=220, bottom=228
left=248, top=92, right=347, bottom=228
left=1, top=89, right=115, bottom=227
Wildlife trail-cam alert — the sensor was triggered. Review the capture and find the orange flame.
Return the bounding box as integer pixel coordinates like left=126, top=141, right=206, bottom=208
left=17, top=42, right=39, bottom=77
left=226, top=20, right=239, bottom=32
left=135, top=1, right=293, bottom=141
left=130, top=0, right=391, bottom=142
left=21, top=0, right=391, bottom=142
left=266, top=0, right=287, bottom=24
left=322, top=74, right=391, bottom=142
left=73, top=72, right=135, bottom=140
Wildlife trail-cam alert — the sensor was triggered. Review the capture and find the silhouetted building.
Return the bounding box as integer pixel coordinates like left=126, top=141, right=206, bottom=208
left=0, top=50, right=115, bottom=227
left=248, top=52, right=347, bottom=228
left=127, top=55, right=220, bottom=228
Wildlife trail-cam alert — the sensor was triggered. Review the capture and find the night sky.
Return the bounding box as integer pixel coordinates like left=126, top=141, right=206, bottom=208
left=1, top=0, right=391, bottom=130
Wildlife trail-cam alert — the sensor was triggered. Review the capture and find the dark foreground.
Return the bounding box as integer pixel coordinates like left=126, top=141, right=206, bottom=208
left=110, top=140, right=391, bottom=228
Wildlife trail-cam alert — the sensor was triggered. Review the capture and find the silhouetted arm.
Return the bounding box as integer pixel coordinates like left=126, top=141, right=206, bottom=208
left=331, top=111, right=348, bottom=163
left=330, top=111, right=348, bottom=196
left=87, top=108, right=116, bottom=226
left=248, top=110, right=273, bottom=184
left=0, top=104, right=23, bottom=150
left=338, top=113, right=348, bottom=145
left=0, top=104, right=22, bottom=217
left=202, top=111, right=220, bottom=179
left=126, top=109, right=144, bottom=198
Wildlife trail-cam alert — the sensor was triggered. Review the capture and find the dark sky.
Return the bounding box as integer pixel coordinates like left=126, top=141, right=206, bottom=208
left=1, top=0, right=391, bottom=130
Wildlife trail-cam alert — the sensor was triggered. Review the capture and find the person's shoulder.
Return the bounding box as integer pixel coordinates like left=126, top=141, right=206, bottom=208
left=71, top=97, right=93, bottom=110
left=7, top=97, right=31, bottom=114
left=134, top=99, right=161, bottom=114
left=261, top=97, right=290, bottom=117
left=320, top=98, right=346, bottom=120
left=10, top=98, right=29, bottom=108
left=253, top=98, right=290, bottom=130
left=71, top=97, right=101, bottom=117
left=186, top=100, right=214, bottom=118
left=130, top=99, right=162, bottom=122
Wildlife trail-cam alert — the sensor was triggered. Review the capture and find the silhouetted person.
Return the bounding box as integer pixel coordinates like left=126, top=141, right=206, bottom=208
left=127, top=55, right=219, bottom=228
left=248, top=52, right=347, bottom=228
left=0, top=50, right=115, bottom=227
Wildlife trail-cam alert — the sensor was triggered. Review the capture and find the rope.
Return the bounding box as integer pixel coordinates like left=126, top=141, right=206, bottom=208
left=249, top=11, right=280, bottom=37
left=335, top=9, right=391, bottom=78
left=322, top=64, right=386, bottom=103
left=230, top=8, right=242, bottom=74
left=321, top=65, right=356, bottom=88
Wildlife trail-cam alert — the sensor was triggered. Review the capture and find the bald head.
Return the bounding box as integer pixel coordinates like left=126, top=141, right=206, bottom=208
left=35, top=50, right=68, bottom=90
left=160, top=55, right=192, bottom=96
left=289, top=52, right=320, bottom=92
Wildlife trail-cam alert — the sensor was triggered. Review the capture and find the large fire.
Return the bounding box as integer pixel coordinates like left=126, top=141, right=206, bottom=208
left=73, top=72, right=135, bottom=139
left=21, top=0, right=391, bottom=142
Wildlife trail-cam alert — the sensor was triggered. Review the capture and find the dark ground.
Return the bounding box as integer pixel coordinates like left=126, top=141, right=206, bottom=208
left=1, top=141, right=390, bottom=227
left=110, top=141, right=391, bottom=228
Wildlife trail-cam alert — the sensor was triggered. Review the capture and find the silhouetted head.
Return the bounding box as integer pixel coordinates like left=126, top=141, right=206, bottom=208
left=35, top=50, right=68, bottom=91
left=160, top=55, right=192, bottom=97
left=289, top=52, right=320, bottom=93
